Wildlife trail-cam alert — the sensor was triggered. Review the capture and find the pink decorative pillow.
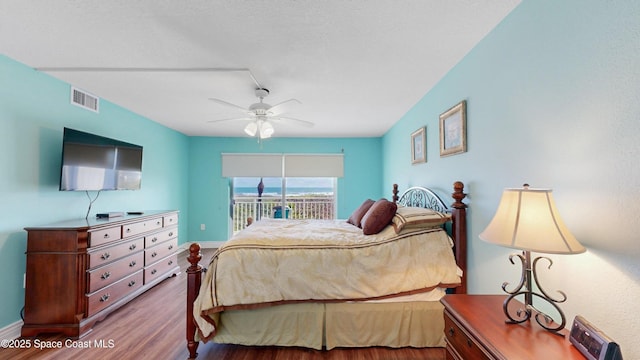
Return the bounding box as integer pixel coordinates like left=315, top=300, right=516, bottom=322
left=347, top=199, right=375, bottom=228
left=361, top=199, right=398, bottom=235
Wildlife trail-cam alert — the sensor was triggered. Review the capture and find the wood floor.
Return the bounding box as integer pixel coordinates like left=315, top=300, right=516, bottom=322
left=5, top=248, right=445, bottom=360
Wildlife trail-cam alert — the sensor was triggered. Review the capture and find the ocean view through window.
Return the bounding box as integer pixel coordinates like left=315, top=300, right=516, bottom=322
left=232, top=177, right=337, bottom=233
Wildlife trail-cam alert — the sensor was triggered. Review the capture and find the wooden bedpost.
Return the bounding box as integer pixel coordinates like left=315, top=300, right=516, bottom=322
left=186, top=243, right=203, bottom=359
left=450, top=181, right=468, bottom=294
left=392, top=184, right=399, bottom=203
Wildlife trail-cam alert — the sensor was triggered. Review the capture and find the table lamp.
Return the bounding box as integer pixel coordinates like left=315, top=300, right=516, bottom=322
left=479, top=184, right=585, bottom=336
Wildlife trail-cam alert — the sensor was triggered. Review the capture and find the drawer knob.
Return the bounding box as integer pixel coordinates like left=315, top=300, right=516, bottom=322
left=467, top=339, right=473, bottom=347
left=129, top=244, right=137, bottom=250
left=168, top=245, right=174, bottom=250
left=100, top=294, right=110, bottom=302
left=128, top=280, right=136, bottom=287
left=448, top=327, right=455, bottom=337
left=168, top=260, right=174, bottom=266
left=152, top=237, right=158, bottom=243
left=103, top=233, right=110, bottom=239
left=100, top=252, right=111, bottom=260
left=168, top=232, right=174, bottom=237
left=156, top=221, right=161, bottom=225
left=152, top=252, right=158, bottom=258
left=151, top=269, right=157, bottom=275
left=101, top=271, right=111, bottom=280
left=129, top=261, right=137, bottom=267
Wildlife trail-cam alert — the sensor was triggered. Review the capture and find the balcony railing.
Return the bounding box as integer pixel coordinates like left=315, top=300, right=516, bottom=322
left=233, top=195, right=335, bottom=234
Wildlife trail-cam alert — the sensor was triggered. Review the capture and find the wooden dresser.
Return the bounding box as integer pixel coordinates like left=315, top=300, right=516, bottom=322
left=22, top=210, right=180, bottom=338
left=441, top=295, right=584, bottom=360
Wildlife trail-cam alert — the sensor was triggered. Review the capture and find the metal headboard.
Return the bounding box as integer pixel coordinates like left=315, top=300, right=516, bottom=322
left=395, top=186, right=448, bottom=213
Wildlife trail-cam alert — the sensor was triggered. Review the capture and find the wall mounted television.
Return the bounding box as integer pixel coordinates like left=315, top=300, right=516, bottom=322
left=59, top=127, right=143, bottom=191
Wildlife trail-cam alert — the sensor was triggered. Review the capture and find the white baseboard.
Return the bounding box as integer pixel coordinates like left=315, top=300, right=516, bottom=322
left=0, top=320, right=22, bottom=340
left=179, top=241, right=225, bottom=251
left=198, top=241, right=226, bottom=249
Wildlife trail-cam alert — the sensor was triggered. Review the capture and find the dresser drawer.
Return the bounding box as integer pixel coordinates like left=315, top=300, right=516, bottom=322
left=444, top=310, right=491, bottom=360
left=122, top=217, right=163, bottom=238
left=145, top=227, right=178, bottom=248
left=145, top=238, right=178, bottom=265
left=88, top=237, right=144, bottom=269
left=87, top=252, right=144, bottom=293
left=86, top=270, right=143, bottom=317
left=144, top=254, right=178, bottom=284
left=88, top=226, right=122, bottom=247
left=164, top=213, right=178, bottom=227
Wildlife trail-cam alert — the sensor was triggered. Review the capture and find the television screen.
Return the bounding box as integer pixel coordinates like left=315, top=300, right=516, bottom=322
left=59, top=128, right=143, bottom=191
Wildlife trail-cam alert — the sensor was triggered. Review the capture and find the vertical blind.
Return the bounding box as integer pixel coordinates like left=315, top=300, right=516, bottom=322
left=221, top=153, right=344, bottom=178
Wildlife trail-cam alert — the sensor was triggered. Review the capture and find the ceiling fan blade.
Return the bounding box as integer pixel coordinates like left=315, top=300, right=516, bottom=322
left=267, top=99, right=301, bottom=115
left=207, top=117, right=252, bottom=123
left=272, top=116, right=315, bottom=128
left=208, top=98, right=249, bottom=113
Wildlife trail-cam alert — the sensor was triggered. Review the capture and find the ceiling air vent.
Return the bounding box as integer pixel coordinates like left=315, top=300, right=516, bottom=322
left=70, top=86, right=99, bottom=113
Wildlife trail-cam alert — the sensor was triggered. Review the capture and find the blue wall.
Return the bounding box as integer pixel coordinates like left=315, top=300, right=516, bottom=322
left=382, top=1, right=640, bottom=358
left=187, top=136, right=383, bottom=242
left=0, top=55, right=190, bottom=329
left=0, top=55, right=384, bottom=332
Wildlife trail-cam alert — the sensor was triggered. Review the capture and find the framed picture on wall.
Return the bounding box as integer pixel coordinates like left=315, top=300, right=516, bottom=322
left=439, top=100, right=467, bottom=157
left=411, top=127, right=426, bottom=164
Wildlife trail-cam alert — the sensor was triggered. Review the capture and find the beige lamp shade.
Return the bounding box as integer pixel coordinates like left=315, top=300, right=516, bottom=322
left=479, top=187, right=585, bottom=254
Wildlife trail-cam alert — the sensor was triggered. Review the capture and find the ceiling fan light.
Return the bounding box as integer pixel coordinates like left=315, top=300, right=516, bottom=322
left=260, top=121, right=274, bottom=139
left=244, top=122, right=258, bottom=137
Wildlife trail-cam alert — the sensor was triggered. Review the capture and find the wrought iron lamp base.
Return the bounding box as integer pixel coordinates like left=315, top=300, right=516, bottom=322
left=502, top=250, right=567, bottom=336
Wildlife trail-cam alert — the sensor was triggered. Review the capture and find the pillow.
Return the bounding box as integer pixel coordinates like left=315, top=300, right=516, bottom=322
left=391, top=206, right=451, bottom=234
left=347, top=199, right=375, bottom=228
left=361, top=199, right=398, bottom=235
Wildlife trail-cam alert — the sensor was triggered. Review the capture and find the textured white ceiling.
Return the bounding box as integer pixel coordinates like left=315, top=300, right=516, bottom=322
left=1, top=0, right=520, bottom=137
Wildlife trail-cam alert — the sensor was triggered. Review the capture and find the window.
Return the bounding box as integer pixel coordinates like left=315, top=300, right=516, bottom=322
left=222, top=153, right=344, bottom=234
left=231, top=177, right=337, bottom=234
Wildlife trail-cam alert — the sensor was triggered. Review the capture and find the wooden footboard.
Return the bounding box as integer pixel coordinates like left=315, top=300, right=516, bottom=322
left=185, top=181, right=467, bottom=358
left=186, top=243, right=203, bottom=360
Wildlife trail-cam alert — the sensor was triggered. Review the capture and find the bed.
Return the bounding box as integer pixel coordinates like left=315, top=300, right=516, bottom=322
left=185, top=181, right=468, bottom=359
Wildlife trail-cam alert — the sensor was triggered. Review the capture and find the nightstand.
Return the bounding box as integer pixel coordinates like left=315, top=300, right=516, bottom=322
left=441, top=295, right=584, bottom=360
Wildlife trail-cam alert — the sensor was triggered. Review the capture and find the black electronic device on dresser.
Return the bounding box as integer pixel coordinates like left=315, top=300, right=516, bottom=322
left=570, top=315, right=623, bottom=360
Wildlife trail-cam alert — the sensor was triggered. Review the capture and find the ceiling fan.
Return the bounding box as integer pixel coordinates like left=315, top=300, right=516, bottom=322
left=208, top=88, right=314, bottom=139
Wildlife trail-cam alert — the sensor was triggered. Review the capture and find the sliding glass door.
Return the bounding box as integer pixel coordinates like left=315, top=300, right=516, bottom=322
left=222, top=153, right=343, bottom=234
left=231, top=177, right=336, bottom=234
